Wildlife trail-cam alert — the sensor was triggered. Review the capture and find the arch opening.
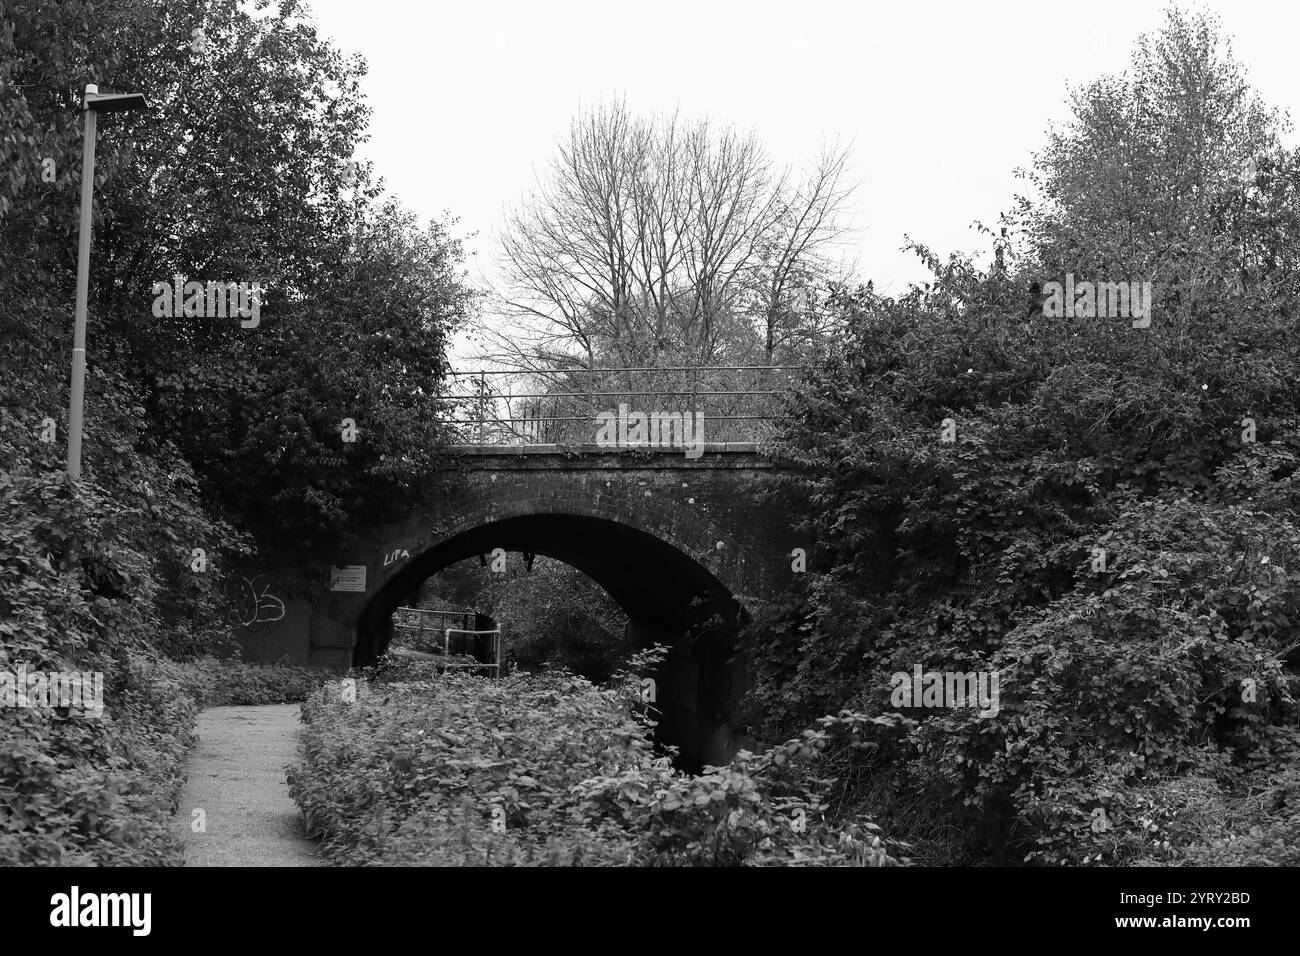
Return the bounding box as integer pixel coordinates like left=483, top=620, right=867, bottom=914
left=354, top=513, right=751, bottom=770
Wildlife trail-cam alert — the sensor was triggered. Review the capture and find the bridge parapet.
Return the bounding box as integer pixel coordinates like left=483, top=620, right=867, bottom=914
left=436, top=366, right=802, bottom=446
left=445, top=441, right=769, bottom=462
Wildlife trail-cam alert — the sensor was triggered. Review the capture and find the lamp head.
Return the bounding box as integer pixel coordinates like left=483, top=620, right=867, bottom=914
left=83, top=85, right=148, bottom=113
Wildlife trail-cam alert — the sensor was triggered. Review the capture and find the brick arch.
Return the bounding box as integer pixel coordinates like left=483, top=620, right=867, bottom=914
left=349, top=507, right=749, bottom=665
left=291, top=447, right=797, bottom=662
left=235, top=448, right=801, bottom=769
left=429, top=492, right=748, bottom=590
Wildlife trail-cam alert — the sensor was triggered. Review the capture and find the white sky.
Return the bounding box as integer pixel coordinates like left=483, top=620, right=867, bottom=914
left=302, top=0, right=1299, bottom=360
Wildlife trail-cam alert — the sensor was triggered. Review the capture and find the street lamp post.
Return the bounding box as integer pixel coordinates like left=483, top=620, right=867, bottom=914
left=67, top=82, right=148, bottom=480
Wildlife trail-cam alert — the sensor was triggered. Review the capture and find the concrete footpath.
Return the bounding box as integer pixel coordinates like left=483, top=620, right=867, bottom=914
left=173, top=704, right=323, bottom=866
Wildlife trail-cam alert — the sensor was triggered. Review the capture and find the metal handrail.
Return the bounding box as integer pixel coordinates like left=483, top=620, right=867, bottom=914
left=438, top=390, right=788, bottom=399
left=433, top=365, right=803, bottom=445
left=443, top=627, right=502, bottom=675
left=445, top=366, right=804, bottom=375
left=392, top=606, right=475, bottom=640
left=395, top=606, right=480, bottom=617
left=434, top=414, right=781, bottom=424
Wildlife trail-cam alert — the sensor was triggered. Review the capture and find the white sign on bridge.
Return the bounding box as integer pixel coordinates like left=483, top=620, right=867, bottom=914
left=330, top=565, right=367, bottom=592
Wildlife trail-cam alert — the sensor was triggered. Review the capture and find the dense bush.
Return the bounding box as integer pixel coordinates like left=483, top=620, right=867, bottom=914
left=149, top=656, right=328, bottom=707
left=0, top=401, right=239, bottom=865
left=741, top=10, right=1300, bottom=867
left=742, top=273, right=1300, bottom=865
left=0, top=653, right=200, bottom=866
left=287, top=659, right=905, bottom=866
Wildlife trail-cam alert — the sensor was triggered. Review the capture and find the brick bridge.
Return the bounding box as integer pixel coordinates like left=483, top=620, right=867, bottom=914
left=230, top=441, right=807, bottom=769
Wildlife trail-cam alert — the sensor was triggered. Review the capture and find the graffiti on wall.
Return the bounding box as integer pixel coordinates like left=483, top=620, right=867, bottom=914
left=225, top=574, right=286, bottom=632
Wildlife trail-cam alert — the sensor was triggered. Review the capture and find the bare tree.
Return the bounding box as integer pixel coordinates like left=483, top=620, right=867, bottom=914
left=752, top=143, right=859, bottom=358
left=490, top=99, right=857, bottom=372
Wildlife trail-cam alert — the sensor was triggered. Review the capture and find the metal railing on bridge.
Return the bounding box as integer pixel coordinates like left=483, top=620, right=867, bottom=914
left=433, top=366, right=804, bottom=446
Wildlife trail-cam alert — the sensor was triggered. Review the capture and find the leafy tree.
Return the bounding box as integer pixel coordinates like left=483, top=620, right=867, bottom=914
left=1012, top=7, right=1298, bottom=323
left=2, top=0, right=475, bottom=560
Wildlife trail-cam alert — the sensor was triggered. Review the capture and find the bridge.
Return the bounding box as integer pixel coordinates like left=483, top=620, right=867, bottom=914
left=226, top=367, right=808, bottom=769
